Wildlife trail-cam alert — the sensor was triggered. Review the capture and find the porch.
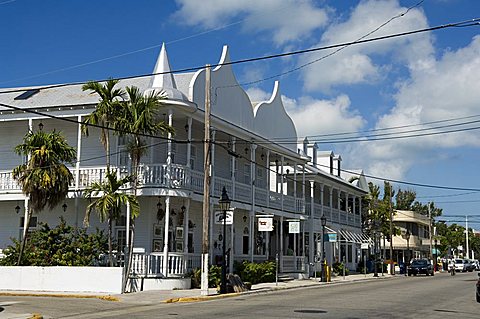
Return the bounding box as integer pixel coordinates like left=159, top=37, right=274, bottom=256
left=128, top=252, right=306, bottom=278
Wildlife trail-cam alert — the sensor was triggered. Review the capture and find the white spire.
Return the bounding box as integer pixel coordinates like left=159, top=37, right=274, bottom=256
left=150, top=43, right=177, bottom=89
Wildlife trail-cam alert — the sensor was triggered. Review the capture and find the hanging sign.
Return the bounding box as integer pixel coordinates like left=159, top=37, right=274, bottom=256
left=258, top=217, right=273, bottom=232
left=214, top=210, right=233, bottom=225
left=289, top=221, right=300, bottom=234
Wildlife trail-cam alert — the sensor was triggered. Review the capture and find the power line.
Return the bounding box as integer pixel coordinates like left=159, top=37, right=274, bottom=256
left=218, top=0, right=426, bottom=89
left=0, top=18, right=478, bottom=96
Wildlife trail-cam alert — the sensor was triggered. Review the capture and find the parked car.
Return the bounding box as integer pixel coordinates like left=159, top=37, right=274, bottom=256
left=407, top=259, right=434, bottom=276
left=476, top=273, right=480, bottom=302
left=465, top=259, right=476, bottom=272
left=454, top=259, right=468, bottom=272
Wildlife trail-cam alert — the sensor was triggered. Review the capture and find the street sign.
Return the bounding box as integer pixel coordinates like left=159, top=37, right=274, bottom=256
left=214, top=210, right=233, bottom=225
left=361, top=243, right=369, bottom=249
left=325, top=233, right=337, bottom=242
left=289, top=221, right=300, bottom=234
left=258, top=217, right=273, bottom=231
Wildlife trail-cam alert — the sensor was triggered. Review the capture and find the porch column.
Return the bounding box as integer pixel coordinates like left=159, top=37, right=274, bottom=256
left=186, top=117, right=192, bottom=168
left=302, top=164, right=305, bottom=214
left=337, top=190, right=341, bottom=224
left=209, top=129, right=216, bottom=264
left=309, top=181, right=315, bottom=265
left=358, top=198, right=362, bottom=227
left=163, top=110, right=174, bottom=277
left=249, top=143, right=257, bottom=263
left=266, top=150, right=270, bottom=207
left=280, top=216, right=284, bottom=272
left=320, top=184, right=324, bottom=219
left=280, top=156, right=284, bottom=211
left=75, top=115, right=82, bottom=227
left=183, top=199, right=191, bottom=271
left=163, top=195, right=171, bottom=277
left=293, top=163, right=297, bottom=209
left=231, top=137, right=236, bottom=200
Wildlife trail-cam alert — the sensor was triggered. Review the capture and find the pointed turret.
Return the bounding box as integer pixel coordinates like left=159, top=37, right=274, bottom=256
left=150, top=43, right=177, bottom=89
left=146, top=43, right=188, bottom=101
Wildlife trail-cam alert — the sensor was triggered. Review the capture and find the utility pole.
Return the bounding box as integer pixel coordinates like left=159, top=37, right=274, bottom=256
left=389, top=184, right=394, bottom=275
left=428, top=204, right=432, bottom=262
left=201, top=64, right=211, bottom=296
left=466, top=215, right=469, bottom=259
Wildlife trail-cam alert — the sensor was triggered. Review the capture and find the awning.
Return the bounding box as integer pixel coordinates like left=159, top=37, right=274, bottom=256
left=338, top=229, right=371, bottom=244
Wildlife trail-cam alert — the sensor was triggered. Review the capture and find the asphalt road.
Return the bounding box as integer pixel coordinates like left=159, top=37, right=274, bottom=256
left=1, top=272, right=479, bottom=318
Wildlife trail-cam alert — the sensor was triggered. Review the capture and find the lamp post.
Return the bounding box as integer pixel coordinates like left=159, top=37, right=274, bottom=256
left=218, top=186, right=231, bottom=294
left=405, top=230, right=410, bottom=276
left=373, top=221, right=378, bottom=277
left=320, top=215, right=327, bottom=282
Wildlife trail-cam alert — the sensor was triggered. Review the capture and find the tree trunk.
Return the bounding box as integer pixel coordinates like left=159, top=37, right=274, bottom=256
left=108, top=216, right=113, bottom=267
left=123, top=154, right=139, bottom=293
left=17, top=209, right=32, bottom=266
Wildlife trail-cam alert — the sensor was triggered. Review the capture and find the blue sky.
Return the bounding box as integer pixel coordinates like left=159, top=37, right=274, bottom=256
left=1, top=0, right=480, bottom=226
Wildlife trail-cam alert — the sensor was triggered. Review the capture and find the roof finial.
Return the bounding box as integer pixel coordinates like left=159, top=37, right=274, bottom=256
left=151, top=42, right=177, bottom=89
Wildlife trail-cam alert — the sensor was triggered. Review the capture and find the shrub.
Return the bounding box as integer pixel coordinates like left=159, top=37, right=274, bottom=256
left=0, top=217, right=109, bottom=266
left=332, top=262, right=349, bottom=276
left=235, top=260, right=276, bottom=284
left=188, top=265, right=222, bottom=288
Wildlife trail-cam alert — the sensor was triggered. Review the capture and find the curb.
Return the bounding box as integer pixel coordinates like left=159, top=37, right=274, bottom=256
left=162, top=275, right=395, bottom=303
left=0, top=292, right=119, bottom=302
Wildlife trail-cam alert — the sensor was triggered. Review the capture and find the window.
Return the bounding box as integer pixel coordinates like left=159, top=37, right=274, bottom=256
left=117, top=136, right=130, bottom=167
left=20, top=216, right=37, bottom=228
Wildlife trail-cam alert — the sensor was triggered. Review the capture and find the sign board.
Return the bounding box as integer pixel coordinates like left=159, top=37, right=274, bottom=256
left=361, top=243, right=369, bottom=249
left=324, top=233, right=337, bottom=242
left=289, top=221, right=300, bottom=234
left=214, top=210, right=233, bottom=225
left=258, top=217, right=273, bottom=232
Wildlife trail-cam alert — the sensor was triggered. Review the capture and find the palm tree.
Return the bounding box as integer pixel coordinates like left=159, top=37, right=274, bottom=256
left=82, top=79, right=125, bottom=173
left=13, top=127, right=77, bottom=265
left=116, top=86, right=174, bottom=290
left=83, top=172, right=139, bottom=266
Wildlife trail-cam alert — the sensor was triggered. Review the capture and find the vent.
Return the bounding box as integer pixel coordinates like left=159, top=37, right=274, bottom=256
left=14, top=89, right=39, bottom=100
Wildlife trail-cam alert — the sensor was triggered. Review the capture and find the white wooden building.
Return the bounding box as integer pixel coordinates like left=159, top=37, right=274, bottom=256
left=0, top=44, right=368, bottom=289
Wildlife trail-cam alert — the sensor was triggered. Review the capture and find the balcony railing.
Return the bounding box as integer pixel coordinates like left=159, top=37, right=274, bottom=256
left=0, top=164, right=310, bottom=216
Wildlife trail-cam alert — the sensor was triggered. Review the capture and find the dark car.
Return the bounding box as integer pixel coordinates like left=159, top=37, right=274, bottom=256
left=477, top=273, right=480, bottom=302
left=407, top=259, right=434, bottom=276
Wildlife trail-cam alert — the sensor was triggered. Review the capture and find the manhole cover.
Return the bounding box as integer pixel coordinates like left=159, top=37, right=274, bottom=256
left=294, top=309, right=327, bottom=314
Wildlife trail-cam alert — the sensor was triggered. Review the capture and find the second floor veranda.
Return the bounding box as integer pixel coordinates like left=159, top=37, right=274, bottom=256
left=0, top=164, right=362, bottom=228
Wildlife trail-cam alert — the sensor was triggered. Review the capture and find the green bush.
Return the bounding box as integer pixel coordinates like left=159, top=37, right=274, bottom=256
left=332, top=262, right=349, bottom=276
left=0, top=217, right=109, bottom=266
left=188, top=265, right=222, bottom=288
left=235, top=260, right=276, bottom=284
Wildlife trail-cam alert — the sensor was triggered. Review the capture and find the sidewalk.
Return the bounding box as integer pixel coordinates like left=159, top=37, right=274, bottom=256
left=116, top=272, right=393, bottom=304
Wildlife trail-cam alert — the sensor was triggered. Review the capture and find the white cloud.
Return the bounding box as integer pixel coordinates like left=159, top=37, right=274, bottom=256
left=346, top=35, right=480, bottom=179
left=172, top=0, right=328, bottom=45
left=301, top=0, right=434, bottom=92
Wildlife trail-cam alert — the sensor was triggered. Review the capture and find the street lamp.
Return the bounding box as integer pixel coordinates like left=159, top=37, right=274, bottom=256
left=320, top=214, right=327, bottom=282
left=218, top=186, right=231, bottom=294
left=405, top=230, right=410, bottom=276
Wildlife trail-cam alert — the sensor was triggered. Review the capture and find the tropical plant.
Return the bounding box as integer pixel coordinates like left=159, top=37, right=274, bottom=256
left=82, top=78, right=125, bottom=173
left=0, top=217, right=109, bottom=266
left=83, top=172, right=139, bottom=266
left=12, top=127, right=76, bottom=265
left=116, top=86, right=174, bottom=290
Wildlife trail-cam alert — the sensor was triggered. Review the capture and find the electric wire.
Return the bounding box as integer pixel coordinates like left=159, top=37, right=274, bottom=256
left=0, top=18, right=478, bottom=96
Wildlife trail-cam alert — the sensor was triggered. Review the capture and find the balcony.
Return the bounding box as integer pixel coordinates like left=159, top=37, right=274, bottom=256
left=0, top=164, right=305, bottom=215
